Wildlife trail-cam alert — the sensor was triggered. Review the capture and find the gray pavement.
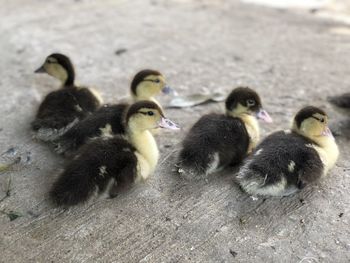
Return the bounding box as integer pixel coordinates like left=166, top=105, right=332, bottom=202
left=0, top=0, right=349, bottom=262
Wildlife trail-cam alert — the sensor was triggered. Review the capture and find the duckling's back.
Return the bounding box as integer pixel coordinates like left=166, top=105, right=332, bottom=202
left=32, top=87, right=101, bottom=142
left=179, top=113, right=249, bottom=177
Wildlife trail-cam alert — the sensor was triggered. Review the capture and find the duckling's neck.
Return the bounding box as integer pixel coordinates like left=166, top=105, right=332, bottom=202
left=314, top=136, right=339, bottom=173
left=59, top=68, right=75, bottom=87
left=228, top=111, right=260, bottom=153
left=127, top=128, right=159, bottom=174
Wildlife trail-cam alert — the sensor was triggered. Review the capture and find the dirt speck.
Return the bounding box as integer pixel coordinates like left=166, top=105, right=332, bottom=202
left=229, top=249, right=238, bottom=258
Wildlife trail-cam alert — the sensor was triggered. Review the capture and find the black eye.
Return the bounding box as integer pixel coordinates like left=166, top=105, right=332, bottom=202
left=154, top=79, right=160, bottom=83
left=320, top=118, right=325, bottom=123
left=247, top=99, right=255, bottom=106
left=147, top=111, right=154, bottom=116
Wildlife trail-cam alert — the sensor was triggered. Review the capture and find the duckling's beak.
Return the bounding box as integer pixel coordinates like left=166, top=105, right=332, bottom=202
left=34, top=65, right=46, bottom=73
left=158, top=117, right=180, bottom=130
left=162, top=86, right=177, bottom=96
left=322, top=127, right=333, bottom=138
left=256, top=109, right=273, bottom=123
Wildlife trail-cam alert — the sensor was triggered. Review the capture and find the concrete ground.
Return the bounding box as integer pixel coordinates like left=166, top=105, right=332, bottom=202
left=0, top=0, right=349, bottom=262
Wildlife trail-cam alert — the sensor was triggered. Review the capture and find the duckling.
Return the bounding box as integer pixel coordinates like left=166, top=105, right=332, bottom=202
left=237, top=106, right=339, bottom=197
left=50, top=100, right=179, bottom=207
left=32, top=53, right=102, bottom=141
left=328, top=92, right=350, bottom=115
left=54, top=69, right=172, bottom=155
left=177, top=87, right=272, bottom=178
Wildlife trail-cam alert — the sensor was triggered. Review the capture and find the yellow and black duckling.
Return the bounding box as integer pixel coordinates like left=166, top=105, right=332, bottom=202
left=237, top=106, right=339, bottom=197
left=54, top=69, right=173, bottom=155
left=32, top=53, right=102, bottom=141
left=50, top=100, right=179, bottom=207
left=177, top=87, right=272, bottom=178
left=328, top=92, right=350, bottom=115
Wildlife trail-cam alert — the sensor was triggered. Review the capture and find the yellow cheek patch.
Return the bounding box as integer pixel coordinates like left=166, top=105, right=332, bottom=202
left=227, top=103, right=250, bottom=117
left=136, top=82, right=161, bottom=99
left=45, top=63, right=68, bottom=83
left=47, top=57, right=58, bottom=63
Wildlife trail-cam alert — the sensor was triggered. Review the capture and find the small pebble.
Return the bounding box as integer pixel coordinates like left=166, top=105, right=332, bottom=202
left=2, top=147, right=17, bottom=156
left=115, top=48, right=128, bottom=56
left=251, top=196, right=258, bottom=201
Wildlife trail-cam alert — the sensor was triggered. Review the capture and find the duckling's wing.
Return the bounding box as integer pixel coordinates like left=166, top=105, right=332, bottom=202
left=36, top=90, right=81, bottom=115
left=54, top=104, right=127, bottom=154
left=32, top=90, right=85, bottom=141
left=75, top=87, right=102, bottom=112
left=237, top=131, right=323, bottom=196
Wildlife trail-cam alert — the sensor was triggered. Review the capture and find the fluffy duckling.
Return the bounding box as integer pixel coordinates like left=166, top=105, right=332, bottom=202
left=50, top=100, right=179, bottom=207
left=177, top=87, right=272, bottom=178
left=328, top=92, right=350, bottom=115
left=54, top=69, right=172, bottom=155
left=237, top=106, right=339, bottom=197
left=32, top=53, right=102, bottom=141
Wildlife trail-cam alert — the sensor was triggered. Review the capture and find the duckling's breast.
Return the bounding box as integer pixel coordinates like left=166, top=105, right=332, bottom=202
left=129, top=130, right=159, bottom=179
left=311, top=137, right=339, bottom=175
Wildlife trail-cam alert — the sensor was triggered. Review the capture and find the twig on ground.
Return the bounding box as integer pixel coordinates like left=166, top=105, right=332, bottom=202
left=0, top=176, right=12, bottom=203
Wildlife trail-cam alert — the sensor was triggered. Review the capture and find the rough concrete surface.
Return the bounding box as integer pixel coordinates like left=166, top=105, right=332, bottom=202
left=0, top=0, right=349, bottom=262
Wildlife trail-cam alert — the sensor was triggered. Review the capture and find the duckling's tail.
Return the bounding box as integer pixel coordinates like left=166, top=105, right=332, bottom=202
left=50, top=168, right=97, bottom=207
left=236, top=160, right=293, bottom=197
left=178, top=148, right=214, bottom=178
left=50, top=157, right=137, bottom=206
left=236, top=165, right=265, bottom=195
left=31, top=119, right=44, bottom=131
left=31, top=118, right=79, bottom=142
left=49, top=155, right=107, bottom=206
left=53, top=137, right=77, bottom=155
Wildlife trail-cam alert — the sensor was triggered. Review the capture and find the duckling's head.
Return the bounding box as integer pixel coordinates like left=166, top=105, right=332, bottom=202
left=130, top=70, right=173, bottom=101
left=292, top=106, right=333, bottom=140
left=225, top=87, right=272, bottom=122
left=126, top=100, right=180, bottom=132
left=35, top=53, right=75, bottom=86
